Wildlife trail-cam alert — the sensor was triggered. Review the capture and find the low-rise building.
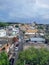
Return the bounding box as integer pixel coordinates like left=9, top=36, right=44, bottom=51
left=25, top=29, right=38, bottom=35
left=30, top=37, right=45, bottom=43
left=0, top=29, right=6, bottom=37
left=7, top=26, right=19, bottom=36
left=0, top=40, right=10, bottom=53
left=25, top=29, right=38, bottom=38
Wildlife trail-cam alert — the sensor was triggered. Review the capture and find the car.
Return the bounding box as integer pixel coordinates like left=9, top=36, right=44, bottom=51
left=25, top=39, right=30, bottom=43
left=15, top=47, right=18, bottom=51
left=9, top=58, right=14, bottom=65
left=19, top=38, right=21, bottom=42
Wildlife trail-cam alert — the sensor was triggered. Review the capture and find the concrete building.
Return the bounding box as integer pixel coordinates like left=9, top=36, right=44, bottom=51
left=25, top=29, right=38, bottom=35
left=0, top=29, right=6, bottom=37
left=30, top=37, right=45, bottom=43
left=0, top=40, right=10, bottom=53
left=7, top=26, right=19, bottom=36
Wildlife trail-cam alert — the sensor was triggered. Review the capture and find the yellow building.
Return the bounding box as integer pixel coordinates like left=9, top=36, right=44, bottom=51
left=25, top=29, right=38, bottom=35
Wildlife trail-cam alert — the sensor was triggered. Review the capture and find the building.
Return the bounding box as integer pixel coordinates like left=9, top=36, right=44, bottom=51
left=7, top=26, right=19, bottom=36
left=30, top=37, right=45, bottom=43
left=0, top=29, right=6, bottom=37
left=25, top=29, right=38, bottom=38
left=12, top=28, right=19, bottom=35
left=25, top=29, right=38, bottom=35
left=0, top=40, right=10, bottom=53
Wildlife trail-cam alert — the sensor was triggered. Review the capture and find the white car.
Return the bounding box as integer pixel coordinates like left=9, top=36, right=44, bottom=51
left=15, top=47, right=18, bottom=51
left=19, top=38, right=21, bottom=42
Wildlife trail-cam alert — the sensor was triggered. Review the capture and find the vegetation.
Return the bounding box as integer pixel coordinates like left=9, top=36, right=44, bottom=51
left=0, top=51, right=9, bottom=65
left=15, top=25, right=19, bottom=28
left=21, top=24, right=25, bottom=26
left=38, top=25, right=44, bottom=30
left=44, top=33, right=49, bottom=43
left=0, top=22, right=9, bottom=27
left=16, top=47, right=49, bottom=65
left=22, top=30, right=25, bottom=34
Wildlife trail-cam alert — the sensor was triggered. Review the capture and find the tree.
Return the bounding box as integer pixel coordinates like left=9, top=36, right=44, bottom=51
left=0, top=22, right=9, bottom=27
left=16, top=47, right=49, bottom=65
left=22, top=31, right=25, bottom=34
left=37, top=25, right=44, bottom=30
left=0, top=51, right=9, bottom=65
left=15, top=25, right=19, bottom=28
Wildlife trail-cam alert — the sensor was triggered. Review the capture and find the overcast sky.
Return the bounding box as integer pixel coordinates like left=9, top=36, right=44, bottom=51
left=0, top=0, right=49, bottom=24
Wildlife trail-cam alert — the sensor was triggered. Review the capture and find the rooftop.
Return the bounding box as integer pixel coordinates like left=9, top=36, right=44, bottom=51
left=30, top=37, right=45, bottom=42
left=0, top=40, right=8, bottom=48
left=26, top=29, right=38, bottom=33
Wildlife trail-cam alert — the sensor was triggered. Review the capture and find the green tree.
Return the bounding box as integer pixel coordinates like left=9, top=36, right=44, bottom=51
left=15, top=25, right=19, bottom=28
left=22, top=31, right=25, bottom=34
left=16, top=47, right=49, bottom=65
left=0, top=22, right=9, bottom=27
left=0, top=51, right=9, bottom=65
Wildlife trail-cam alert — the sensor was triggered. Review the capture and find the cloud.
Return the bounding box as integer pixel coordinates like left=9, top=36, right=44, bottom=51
left=36, top=0, right=49, bottom=8
left=0, top=0, right=49, bottom=23
left=42, top=14, right=49, bottom=19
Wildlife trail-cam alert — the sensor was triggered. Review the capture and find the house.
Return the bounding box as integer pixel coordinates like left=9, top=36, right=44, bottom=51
left=25, top=29, right=38, bottom=35
left=0, top=29, right=6, bottom=37
left=0, top=40, right=11, bottom=53
left=39, top=33, right=44, bottom=36
left=30, top=37, right=45, bottom=43
left=12, top=28, right=19, bottom=35
left=20, top=26, right=26, bottom=31
left=7, top=26, right=19, bottom=36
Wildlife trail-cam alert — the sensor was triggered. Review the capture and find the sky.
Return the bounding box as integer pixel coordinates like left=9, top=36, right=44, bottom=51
left=0, top=0, right=49, bottom=24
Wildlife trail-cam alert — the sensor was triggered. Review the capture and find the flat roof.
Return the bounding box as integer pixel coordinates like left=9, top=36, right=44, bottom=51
left=30, top=37, right=45, bottom=42
left=0, top=40, right=8, bottom=48
left=26, top=29, right=38, bottom=33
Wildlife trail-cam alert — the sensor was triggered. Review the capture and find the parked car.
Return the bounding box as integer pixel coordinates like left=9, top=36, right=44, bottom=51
left=15, top=47, right=18, bottom=51
left=25, top=39, right=30, bottom=42
left=9, top=58, right=14, bottom=65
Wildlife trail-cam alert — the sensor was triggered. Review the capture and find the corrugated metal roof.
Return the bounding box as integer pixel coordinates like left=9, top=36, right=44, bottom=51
left=30, top=37, right=45, bottom=42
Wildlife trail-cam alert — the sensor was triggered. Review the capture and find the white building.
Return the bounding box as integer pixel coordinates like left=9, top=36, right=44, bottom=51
left=30, top=37, right=45, bottom=43
left=12, top=28, right=19, bottom=35
left=0, top=29, right=6, bottom=37
left=25, top=29, right=38, bottom=35
left=7, top=27, right=19, bottom=36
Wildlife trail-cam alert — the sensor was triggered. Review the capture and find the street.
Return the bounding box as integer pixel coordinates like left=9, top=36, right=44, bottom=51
left=13, top=29, right=24, bottom=65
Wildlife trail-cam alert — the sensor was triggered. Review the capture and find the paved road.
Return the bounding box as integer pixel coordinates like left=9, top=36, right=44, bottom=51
left=14, top=29, right=24, bottom=65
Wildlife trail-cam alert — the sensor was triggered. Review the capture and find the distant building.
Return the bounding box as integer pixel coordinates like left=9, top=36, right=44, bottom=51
left=25, top=29, right=38, bottom=35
